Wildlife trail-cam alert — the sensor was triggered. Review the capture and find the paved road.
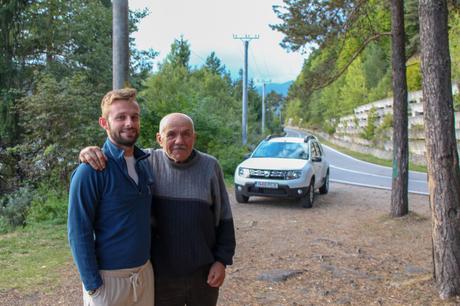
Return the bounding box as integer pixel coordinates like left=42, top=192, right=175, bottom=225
left=285, top=127, right=429, bottom=195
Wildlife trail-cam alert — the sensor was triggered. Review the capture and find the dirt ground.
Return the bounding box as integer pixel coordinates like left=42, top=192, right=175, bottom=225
left=2, top=182, right=460, bottom=305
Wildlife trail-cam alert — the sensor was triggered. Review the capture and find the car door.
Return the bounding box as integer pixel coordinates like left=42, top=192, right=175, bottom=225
left=311, top=141, right=325, bottom=189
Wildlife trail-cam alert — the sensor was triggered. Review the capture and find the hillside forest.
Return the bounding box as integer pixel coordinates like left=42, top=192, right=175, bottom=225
left=278, top=0, right=460, bottom=134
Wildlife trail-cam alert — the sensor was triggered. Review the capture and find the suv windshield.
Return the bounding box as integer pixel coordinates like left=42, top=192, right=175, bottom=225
left=252, top=141, right=309, bottom=160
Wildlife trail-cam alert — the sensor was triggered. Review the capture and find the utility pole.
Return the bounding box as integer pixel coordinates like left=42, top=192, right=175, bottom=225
left=262, top=82, right=266, bottom=134
left=258, top=79, right=271, bottom=135
left=113, top=0, right=129, bottom=89
left=233, top=34, right=259, bottom=145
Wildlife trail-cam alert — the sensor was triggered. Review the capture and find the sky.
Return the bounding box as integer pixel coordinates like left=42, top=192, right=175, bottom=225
left=129, top=0, right=307, bottom=84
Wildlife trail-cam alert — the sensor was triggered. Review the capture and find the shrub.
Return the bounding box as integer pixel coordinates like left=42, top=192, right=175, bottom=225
left=0, top=185, right=35, bottom=232
left=322, top=120, right=336, bottom=135
left=360, top=107, right=378, bottom=140
left=27, top=192, right=68, bottom=225
left=454, top=94, right=460, bottom=111
left=208, top=142, right=248, bottom=178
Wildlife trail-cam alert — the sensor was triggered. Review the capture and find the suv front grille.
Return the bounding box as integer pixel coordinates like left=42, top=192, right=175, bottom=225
left=249, top=169, right=287, bottom=180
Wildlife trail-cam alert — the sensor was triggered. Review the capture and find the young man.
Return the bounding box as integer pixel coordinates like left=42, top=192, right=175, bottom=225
left=80, top=113, right=236, bottom=306
left=68, top=88, right=154, bottom=306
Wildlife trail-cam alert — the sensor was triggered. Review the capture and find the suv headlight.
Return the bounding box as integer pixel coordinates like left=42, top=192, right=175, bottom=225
left=286, top=170, right=302, bottom=180
left=238, top=167, right=251, bottom=178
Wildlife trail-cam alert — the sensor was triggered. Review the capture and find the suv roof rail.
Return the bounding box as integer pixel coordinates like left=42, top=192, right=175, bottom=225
left=304, top=135, right=317, bottom=143
left=265, top=132, right=287, bottom=141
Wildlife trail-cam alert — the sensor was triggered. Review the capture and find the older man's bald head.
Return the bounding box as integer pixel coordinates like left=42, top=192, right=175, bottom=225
left=159, top=113, right=195, bottom=135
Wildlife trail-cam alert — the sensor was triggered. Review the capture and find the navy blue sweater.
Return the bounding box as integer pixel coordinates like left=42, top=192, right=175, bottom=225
left=68, top=139, right=154, bottom=291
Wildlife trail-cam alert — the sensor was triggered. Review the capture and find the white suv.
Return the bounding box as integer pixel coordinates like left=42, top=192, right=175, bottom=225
left=234, top=135, right=329, bottom=208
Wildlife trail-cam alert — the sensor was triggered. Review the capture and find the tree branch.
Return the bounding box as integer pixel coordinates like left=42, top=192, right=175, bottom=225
left=308, top=31, right=392, bottom=92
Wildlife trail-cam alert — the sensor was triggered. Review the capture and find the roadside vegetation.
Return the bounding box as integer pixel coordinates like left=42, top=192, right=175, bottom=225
left=319, top=137, right=427, bottom=173
left=278, top=2, right=460, bottom=136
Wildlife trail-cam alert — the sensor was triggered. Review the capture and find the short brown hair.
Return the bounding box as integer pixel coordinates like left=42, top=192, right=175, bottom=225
left=101, top=88, right=137, bottom=118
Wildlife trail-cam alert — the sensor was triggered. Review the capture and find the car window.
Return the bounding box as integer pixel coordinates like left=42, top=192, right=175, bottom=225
left=252, top=141, right=309, bottom=160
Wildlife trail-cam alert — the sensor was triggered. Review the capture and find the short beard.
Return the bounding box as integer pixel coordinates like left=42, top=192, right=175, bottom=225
left=110, top=132, right=138, bottom=147
left=107, top=123, right=139, bottom=147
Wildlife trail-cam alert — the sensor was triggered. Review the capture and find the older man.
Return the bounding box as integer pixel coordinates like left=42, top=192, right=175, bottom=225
left=80, top=113, right=236, bottom=306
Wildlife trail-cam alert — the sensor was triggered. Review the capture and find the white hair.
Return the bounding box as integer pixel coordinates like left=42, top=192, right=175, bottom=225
left=159, top=113, right=195, bottom=134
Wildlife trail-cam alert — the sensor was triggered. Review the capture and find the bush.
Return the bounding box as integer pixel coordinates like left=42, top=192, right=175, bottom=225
left=208, top=142, right=248, bottom=178
left=27, top=192, right=68, bottom=225
left=0, top=185, right=35, bottom=233
left=454, top=94, right=460, bottom=111
left=322, top=120, right=336, bottom=135
left=360, top=107, right=378, bottom=141
left=0, top=184, right=68, bottom=233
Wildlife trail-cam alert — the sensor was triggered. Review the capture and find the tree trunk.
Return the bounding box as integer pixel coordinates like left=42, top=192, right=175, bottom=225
left=419, top=0, right=460, bottom=299
left=390, top=0, right=409, bottom=217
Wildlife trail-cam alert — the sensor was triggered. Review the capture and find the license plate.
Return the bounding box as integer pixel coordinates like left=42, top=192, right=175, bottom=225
left=255, top=181, right=278, bottom=189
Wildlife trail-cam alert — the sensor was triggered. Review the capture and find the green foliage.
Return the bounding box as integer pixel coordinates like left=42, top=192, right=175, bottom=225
left=0, top=88, right=23, bottom=146
left=341, top=57, right=369, bottom=113
left=263, top=91, right=285, bottom=134
left=139, top=42, right=276, bottom=175
left=204, top=51, right=226, bottom=75
left=405, top=0, right=420, bottom=57
left=0, top=183, right=67, bottom=233
left=284, top=98, right=305, bottom=126
left=450, top=12, right=460, bottom=83
left=454, top=94, right=460, bottom=111
left=381, top=113, right=394, bottom=130
left=15, top=73, right=104, bottom=187
left=0, top=185, right=34, bottom=233
left=360, top=107, right=378, bottom=140
left=368, top=70, right=393, bottom=102
left=406, top=58, right=422, bottom=91
left=26, top=185, right=67, bottom=225
left=208, top=141, right=247, bottom=178
left=323, top=120, right=337, bottom=135
left=362, top=43, right=390, bottom=90
left=375, top=113, right=393, bottom=140
left=166, top=36, right=191, bottom=69
left=271, top=0, right=363, bottom=52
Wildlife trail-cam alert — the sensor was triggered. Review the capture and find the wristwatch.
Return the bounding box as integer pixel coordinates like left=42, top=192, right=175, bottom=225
left=88, top=289, right=98, bottom=296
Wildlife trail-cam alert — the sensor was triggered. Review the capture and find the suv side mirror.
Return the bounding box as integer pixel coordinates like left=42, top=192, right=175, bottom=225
left=312, top=156, right=322, bottom=162
left=243, top=153, right=251, bottom=160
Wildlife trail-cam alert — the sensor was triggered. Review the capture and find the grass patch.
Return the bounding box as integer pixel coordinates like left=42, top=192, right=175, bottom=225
left=318, top=137, right=427, bottom=173
left=0, top=223, right=71, bottom=293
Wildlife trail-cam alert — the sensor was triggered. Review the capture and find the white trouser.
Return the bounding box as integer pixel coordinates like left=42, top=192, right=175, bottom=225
left=83, top=260, right=154, bottom=306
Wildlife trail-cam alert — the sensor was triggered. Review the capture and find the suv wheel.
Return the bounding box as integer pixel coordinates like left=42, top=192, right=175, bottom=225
left=235, top=190, right=249, bottom=203
left=302, top=179, right=314, bottom=208
left=319, top=171, right=329, bottom=195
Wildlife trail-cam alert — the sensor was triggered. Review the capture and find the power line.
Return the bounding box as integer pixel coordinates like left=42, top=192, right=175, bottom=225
left=249, top=44, right=264, bottom=80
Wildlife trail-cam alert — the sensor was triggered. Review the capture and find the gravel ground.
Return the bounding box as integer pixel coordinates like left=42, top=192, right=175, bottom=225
left=2, top=182, right=460, bottom=305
